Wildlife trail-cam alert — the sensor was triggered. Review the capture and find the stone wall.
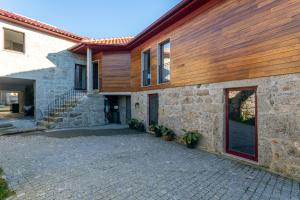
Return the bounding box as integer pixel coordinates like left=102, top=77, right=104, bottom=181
left=55, top=93, right=105, bottom=128
left=131, top=73, right=300, bottom=178
left=0, top=20, right=86, bottom=119
left=118, top=96, right=128, bottom=125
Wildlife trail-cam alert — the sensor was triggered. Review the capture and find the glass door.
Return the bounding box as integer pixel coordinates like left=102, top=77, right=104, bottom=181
left=225, top=87, right=258, bottom=161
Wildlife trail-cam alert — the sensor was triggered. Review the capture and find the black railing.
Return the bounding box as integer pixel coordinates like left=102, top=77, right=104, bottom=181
left=46, top=89, right=86, bottom=124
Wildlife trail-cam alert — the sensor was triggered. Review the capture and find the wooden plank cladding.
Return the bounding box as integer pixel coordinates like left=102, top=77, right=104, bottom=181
left=130, top=0, right=300, bottom=92
left=94, top=52, right=131, bottom=92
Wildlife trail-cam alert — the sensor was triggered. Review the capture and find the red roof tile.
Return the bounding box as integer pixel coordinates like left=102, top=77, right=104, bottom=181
left=0, top=8, right=83, bottom=42
left=81, top=37, right=134, bottom=45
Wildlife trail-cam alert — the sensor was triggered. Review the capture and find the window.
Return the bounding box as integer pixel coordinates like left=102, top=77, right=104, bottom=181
left=4, top=28, right=25, bottom=53
left=158, top=39, right=171, bottom=83
left=93, top=61, right=99, bottom=90
left=74, top=64, right=87, bottom=90
left=142, top=49, right=151, bottom=86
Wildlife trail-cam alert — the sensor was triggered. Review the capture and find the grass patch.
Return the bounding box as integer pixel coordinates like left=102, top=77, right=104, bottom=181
left=0, top=168, right=15, bottom=200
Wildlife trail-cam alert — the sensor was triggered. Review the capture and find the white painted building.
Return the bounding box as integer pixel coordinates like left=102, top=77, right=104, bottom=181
left=0, top=13, right=86, bottom=119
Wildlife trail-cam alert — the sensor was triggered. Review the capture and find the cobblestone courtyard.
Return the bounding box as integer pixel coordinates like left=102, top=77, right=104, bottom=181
left=0, top=130, right=299, bottom=200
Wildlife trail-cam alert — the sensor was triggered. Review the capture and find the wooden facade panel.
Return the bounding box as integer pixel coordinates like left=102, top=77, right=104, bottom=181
left=130, top=0, right=300, bottom=92
left=100, top=52, right=131, bottom=92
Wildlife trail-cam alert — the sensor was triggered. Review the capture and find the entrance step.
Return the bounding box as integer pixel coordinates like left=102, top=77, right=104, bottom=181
left=37, top=121, right=56, bottom=129
left=0, top=123, right=15, bottom=133
left=0, top=127, right=46, bottom=136
left=0, top=123, right=13, bottom=128
left=0, top=123, right=14, bottom=128
left=43, top=116, right=64, bottom=123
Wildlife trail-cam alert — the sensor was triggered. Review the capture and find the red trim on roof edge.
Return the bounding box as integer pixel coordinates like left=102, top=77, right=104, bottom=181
left=127, top=0, right=216, bottom=49
left=0, top=9, right=83, bottom=42
left=70, top=0, right=217, bottom=54
left=69, top=43, right=129, bottom=54
left=1, top=0, right=219, bottom=50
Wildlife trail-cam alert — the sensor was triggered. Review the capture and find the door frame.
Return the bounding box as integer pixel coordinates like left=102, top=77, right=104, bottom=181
left=148, top=93, right=159, bottom=126
left=225, top=86, right=258, bottom=161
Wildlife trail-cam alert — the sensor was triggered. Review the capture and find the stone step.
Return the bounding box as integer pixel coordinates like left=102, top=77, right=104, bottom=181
left=0, top=126, right=15, bottom=132
left=51, top=107, right=69, bottom=113
left=49, top=112, right=61, bottom=117
left=68, top=112, right=82, bottom=118
left=43, top=116, right=64, bottom=123
left=0, top=123, right=14, bottom=128
left=37, top=121, right=56, bottom=129
left=0, top=127, right=46, bottom=136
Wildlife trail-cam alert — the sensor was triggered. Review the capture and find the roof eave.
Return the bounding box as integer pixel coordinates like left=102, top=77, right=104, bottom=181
left=0, top=15, right=83, bottom=42
left=70, top=0, right=219, bottom=54
left=127, top=0, right=217, bottom=49
left=68, top=43, right=129, bottom=54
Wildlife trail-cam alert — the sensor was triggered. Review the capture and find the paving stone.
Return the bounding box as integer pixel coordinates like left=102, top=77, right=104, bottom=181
left=0, top=133, right=299, bottom=200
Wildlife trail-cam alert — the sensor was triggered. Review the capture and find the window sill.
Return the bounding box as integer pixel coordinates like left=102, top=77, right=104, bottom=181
left=141, top=84, right=152, bottom=88
left=157, top=81, right=170, bottom=85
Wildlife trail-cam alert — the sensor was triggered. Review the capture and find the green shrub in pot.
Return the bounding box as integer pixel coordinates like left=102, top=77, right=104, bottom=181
left=149, top=123, right=157, bottom=132
left=127, top=118, right=139, bottom=129
left=153, top=125, right=163, bottom=137
left=136, top=122, right=145, bottom=132
left=162, top=126, right=175, bottom=141
left=127, top=118, right=145, bottom=132
left=182, top=129, right=201, bottom=148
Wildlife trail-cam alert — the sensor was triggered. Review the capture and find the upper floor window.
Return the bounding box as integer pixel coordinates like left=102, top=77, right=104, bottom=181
left=142, top=49, right=151, bottom=86
left=158, top=39, right=170, bottom=84
left=4, top=28, right=25, bottom=53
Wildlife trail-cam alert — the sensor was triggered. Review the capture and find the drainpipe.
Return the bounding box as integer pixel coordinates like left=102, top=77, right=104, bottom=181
left=87, top=47, right=93, bottom=94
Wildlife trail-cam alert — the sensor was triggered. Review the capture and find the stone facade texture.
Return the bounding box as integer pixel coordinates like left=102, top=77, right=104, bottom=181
left=0, top=20, right=86, bottom=120
left=118, top=96, right=128, bottom=125
left=55, top=93, right=105, bottom=128
left=131, top=73, right=300, bottom=178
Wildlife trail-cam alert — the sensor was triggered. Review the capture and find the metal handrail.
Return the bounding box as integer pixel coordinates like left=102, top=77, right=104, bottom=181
left=46, top=89, right=87, bottom=124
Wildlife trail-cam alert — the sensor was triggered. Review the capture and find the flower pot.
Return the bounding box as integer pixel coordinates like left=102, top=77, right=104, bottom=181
left=155, top=132, right=162, bottom=137
left=186, top=140, right=198, bottom=148
left=164, top=135, right=174, bottom=141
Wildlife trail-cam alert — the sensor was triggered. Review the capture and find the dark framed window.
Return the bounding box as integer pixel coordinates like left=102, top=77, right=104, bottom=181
left=142, top=49, right=151, bottom=86
left=158, top=39, right=170, bottom=84
left=4, top=28, right=25, bottom=53
left=93, top=61, right=99, bottom=90
left=74, top=64, right=87, bottom=90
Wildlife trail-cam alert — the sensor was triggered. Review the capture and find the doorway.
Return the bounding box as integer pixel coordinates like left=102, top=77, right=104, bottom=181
left=105, top=96, right=120, bottom=124
left=148, top=94, right=159, bottom=126
left=225, top=87, right=258, bottom=161
left=0, top=77, right=35, bottom=119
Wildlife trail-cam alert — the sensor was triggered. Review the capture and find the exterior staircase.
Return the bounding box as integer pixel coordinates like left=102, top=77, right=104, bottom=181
left=37, top=89, right=87, bottom=129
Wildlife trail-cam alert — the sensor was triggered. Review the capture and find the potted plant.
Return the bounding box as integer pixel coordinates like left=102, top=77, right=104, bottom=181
left=153, top=125, right=163, bottom=137
left=149, top=123, right=157, bottom=132
left=162, top=126, right=175, bottom=141
left=127, top=118, right=145, bottom=132
left=127, top=118, right=139, bottom=129
left=136, top=121, right=145, bottom=132
left=182, top=129, right=201, bottom=148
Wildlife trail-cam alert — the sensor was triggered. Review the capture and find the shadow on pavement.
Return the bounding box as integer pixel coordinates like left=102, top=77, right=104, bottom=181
left=21, top=128, right=144, bottom=138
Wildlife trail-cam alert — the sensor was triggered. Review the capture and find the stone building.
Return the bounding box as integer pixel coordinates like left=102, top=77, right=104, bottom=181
left=0, top=0, right=299, bottom=179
